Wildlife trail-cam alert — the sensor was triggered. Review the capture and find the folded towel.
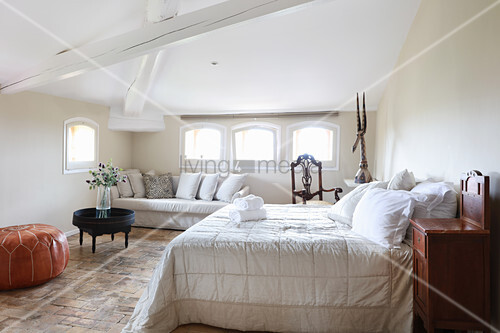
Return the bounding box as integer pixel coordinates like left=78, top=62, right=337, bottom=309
left=234, top=195, right=264, bottom=211
left=229, top=208, right=267, bottom=223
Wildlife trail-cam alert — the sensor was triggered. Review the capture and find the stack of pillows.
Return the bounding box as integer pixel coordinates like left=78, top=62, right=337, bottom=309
left=115, top=170, right=247, bottom=203
left=328, top=169, right=458, bottom=249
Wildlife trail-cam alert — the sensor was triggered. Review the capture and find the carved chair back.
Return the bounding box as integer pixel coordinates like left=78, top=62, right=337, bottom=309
left=290, top=154, right=342, bottom=204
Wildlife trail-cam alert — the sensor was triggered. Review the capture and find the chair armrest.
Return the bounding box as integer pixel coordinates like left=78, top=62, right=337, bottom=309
left=231, top=185, right=250, bottom=203
left=323, top=187, right=343, bottom=203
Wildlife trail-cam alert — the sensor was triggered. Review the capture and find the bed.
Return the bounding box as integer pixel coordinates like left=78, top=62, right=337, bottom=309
left=123, top=204, right=413, bottom=332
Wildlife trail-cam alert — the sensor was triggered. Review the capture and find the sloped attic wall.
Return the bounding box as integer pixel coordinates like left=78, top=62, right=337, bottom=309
left=374, top=0, right=500, bottom=327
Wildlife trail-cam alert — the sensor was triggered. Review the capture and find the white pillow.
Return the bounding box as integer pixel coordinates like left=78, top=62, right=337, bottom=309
left=327, top=181, right=388, bottom=226
left=352, top=188, right=415, bottom=249
left=116, top=169, right=140, bottom=198
left=129, top=173, right=146, bottom=198
left=176, top=172, right=202, bottom=200
left=411, top=181, right=457, bottom=218
left=387, top=169, right=416, bottom=191
left=215, top=174, right=247, bottom=203
left=196, top=174, right=219, bottom=201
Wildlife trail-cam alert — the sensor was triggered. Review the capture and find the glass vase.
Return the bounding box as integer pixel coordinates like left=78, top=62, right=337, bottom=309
left=96, top=186, right=111, bottom=218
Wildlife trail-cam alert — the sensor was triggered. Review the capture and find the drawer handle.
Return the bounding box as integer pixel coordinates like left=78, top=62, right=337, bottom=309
left=417, top=237, right=421, bottom=243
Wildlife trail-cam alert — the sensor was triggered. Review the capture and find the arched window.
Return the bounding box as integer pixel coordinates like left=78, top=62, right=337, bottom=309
left=180, top=123, right=225, bottom=171
left=184, top=128, right=221, bottom=160
left=231, top=122, right=280, bottom=171
left=287, top=121, right=340, bottom=170
left=64, top=117, right=99, bottom=174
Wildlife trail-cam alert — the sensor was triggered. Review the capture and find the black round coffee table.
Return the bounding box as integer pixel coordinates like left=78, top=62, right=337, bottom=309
left=72, top=208, right=135, bottom=253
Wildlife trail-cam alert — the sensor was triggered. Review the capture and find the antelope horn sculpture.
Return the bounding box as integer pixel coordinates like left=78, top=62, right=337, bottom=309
left=352, top=92, right=372, bottom=184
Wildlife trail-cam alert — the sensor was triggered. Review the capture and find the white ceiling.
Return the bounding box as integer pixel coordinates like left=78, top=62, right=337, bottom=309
left=0, top=0, right=421, bottom=115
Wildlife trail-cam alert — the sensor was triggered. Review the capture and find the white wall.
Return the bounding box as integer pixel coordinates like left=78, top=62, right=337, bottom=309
left=374, top=0, right=500, bottom=326
left=132, top=112, right=376, bottom=203
left=0, top=92, right=133, bottom=233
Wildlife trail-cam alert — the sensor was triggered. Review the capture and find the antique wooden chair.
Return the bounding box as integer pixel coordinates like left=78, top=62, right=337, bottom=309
left=291, top=154, right=343, bottom=205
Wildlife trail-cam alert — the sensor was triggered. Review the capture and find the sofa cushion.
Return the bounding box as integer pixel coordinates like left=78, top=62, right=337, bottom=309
left=176, top=172, right=202, bottom=200
left=112, top=198, right=227, bottom=215
left=171, top=176, right=179, bottom=193
left=196, top=174, right=219, bottom=201
left=144, top=174, right=174, bottom=199
left=117, top=169, right=140, bottom=198
left=215, top=174, right=247, bottom=203
left=129, top=173, right=146, bottom=198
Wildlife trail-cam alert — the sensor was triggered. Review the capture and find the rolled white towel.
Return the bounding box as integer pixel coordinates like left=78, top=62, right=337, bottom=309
left=229, top=208, right=267, bottom=223
left=234, top=195, right=264, bottom=211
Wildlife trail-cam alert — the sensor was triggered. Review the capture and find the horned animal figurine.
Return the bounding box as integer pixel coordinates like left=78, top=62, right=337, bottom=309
left=352, top=92, right=372, bottom=184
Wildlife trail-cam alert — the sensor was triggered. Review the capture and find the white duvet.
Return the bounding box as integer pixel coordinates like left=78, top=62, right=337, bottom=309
left=123, top=204, right=413, bottom=333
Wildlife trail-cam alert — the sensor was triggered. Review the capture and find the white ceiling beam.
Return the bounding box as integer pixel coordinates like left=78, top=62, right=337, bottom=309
left=123, top=0, right=178, bottom=117
left=123, top=51, right=164, bottom=117
left=0, top=0, right=316, bottom=94
left=146, top=0, right=180, bottom=22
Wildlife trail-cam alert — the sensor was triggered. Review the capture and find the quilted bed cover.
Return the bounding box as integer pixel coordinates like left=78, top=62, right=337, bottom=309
left=123, top=204, right=413, bottom=333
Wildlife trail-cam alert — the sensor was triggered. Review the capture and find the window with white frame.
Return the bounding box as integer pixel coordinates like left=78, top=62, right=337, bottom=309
left=64, top=117, right=98, bottom=174
left=184, top=128, right=221, bottom=160
left=180, top=123, right=225, bottom=170
left=231, top=122, right=280, bottom=170
left=287, top=121, right=340, bottom=170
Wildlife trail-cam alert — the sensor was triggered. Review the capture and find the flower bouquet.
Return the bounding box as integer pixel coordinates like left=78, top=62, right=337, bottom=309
left=86, top=159, right=127, bottom=218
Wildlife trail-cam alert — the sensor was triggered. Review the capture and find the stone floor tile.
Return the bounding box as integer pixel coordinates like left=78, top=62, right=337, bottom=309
left=0, top=227, right=237, bottom=333
left=51, top=297, right=87, bottom=309
left=106, top=323, right=126, bottom=333
left=42, top=324, right=73, bottom=333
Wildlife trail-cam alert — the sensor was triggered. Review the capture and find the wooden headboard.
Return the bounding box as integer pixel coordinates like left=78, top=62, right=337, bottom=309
left=460, top=170, right=490, bottom=230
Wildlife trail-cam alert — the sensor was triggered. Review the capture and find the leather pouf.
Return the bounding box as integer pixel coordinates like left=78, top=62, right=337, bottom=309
left=0, top=224, right=69, bottom=290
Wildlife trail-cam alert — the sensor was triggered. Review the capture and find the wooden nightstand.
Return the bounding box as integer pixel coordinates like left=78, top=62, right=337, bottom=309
left=411, top=171, right=490, bottom=333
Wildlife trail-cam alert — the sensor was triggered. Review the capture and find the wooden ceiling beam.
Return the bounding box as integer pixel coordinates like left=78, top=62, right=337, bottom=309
left=0, top=0, right=315, bottom=94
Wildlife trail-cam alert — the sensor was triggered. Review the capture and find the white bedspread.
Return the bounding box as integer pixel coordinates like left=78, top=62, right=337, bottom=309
left=123, top=204, right=413, bottom=333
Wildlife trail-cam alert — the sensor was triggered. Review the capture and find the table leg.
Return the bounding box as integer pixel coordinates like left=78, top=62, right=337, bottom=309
left=125, top=232, right=129, bottom=248
left=92, top=236, right=96, bottom=253
left=79, top=230, right=83, bottom=246
left=111, top=234, right=114, bottom=241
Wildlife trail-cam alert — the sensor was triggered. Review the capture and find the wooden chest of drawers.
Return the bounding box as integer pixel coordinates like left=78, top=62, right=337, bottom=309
left=410, top=218, right=490, bottom=333
left=410, top=170, right=491, bottom=332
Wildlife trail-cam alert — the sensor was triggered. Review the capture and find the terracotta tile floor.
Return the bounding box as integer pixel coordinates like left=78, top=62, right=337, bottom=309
left=0, top=227, right=237, bottom=333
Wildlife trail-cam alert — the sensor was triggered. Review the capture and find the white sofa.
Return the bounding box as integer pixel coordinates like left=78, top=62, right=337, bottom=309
left=111, top=176, right=250, bottom=230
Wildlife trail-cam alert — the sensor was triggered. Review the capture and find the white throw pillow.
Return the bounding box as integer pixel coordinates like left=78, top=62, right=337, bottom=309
left=387, top=169, right=416, bottom=191
left=215, top=174, right=247, bottom=203
left=352, top=188, right=415, bottom=249
left=116, top=169, right=140, bottom=198
left=411, top=181, right=457, bottom=218
left=327, top=181, right=388, bottom=226
left=196, top=174, right=219, bottom=201
left=176, top=172, right=202, bottom=200
left=129, top=173, right=146, bottom=198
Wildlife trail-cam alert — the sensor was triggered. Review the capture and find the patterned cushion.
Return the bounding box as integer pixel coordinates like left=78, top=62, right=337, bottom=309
left=144, top=174, right=174, bottom=199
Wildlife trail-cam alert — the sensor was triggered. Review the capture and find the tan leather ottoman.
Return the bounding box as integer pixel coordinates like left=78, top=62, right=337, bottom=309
left=0, top=224, right=69, bottom=290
